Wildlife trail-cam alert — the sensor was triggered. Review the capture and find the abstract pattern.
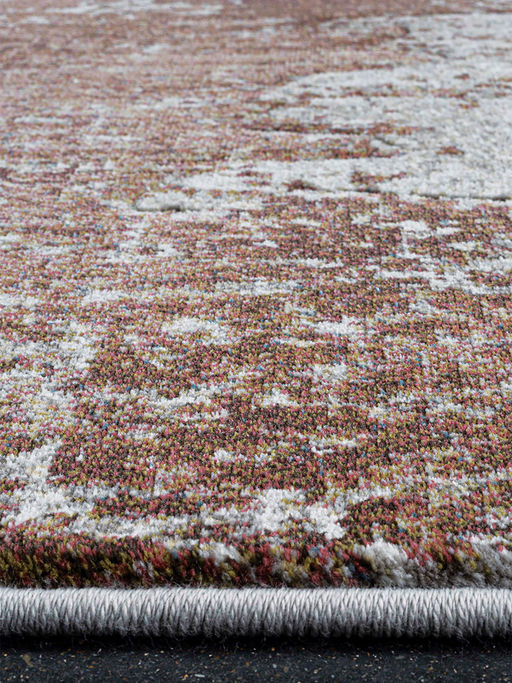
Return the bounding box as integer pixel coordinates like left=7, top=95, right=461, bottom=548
left=1, top=0, right=512, bottom=587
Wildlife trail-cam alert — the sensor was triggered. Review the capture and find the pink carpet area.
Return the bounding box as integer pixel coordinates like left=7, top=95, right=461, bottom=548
left=1, top=0, right=512, bottom=631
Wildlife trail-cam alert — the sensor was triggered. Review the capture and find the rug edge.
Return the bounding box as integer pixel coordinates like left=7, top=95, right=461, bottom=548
left=0, top=587, right=511, bottom=638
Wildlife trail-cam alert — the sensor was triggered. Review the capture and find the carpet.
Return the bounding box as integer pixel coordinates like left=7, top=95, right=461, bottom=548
left=1, top=0, right=512, bottom=636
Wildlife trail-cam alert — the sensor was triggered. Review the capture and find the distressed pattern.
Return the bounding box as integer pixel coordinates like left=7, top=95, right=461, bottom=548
left=1, top=0, right=512, bottom=588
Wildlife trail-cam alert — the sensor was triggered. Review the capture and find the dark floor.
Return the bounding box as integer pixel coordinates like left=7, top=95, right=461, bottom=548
left=0, top=635, right=510, bottom=682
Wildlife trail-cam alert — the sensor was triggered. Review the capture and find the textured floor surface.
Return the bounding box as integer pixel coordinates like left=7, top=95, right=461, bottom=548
left=1, top=0, right=512, bottom=592
left=0, top=636, right=511, bottom=682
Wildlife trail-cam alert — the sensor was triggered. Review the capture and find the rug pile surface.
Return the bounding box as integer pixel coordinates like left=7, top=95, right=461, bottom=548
left=1, top=0, right=512, bottom=603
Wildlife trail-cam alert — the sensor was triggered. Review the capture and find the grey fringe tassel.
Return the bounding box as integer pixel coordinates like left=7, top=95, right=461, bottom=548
left=0, top=587, right=511, bottom=638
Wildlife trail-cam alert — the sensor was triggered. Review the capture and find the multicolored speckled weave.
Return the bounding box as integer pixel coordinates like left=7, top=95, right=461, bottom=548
left=1, top=0, right=512, bottom=590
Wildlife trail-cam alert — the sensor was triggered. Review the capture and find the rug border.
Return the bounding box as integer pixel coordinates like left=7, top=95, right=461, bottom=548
left=0, top=587, right=511, bottom=638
